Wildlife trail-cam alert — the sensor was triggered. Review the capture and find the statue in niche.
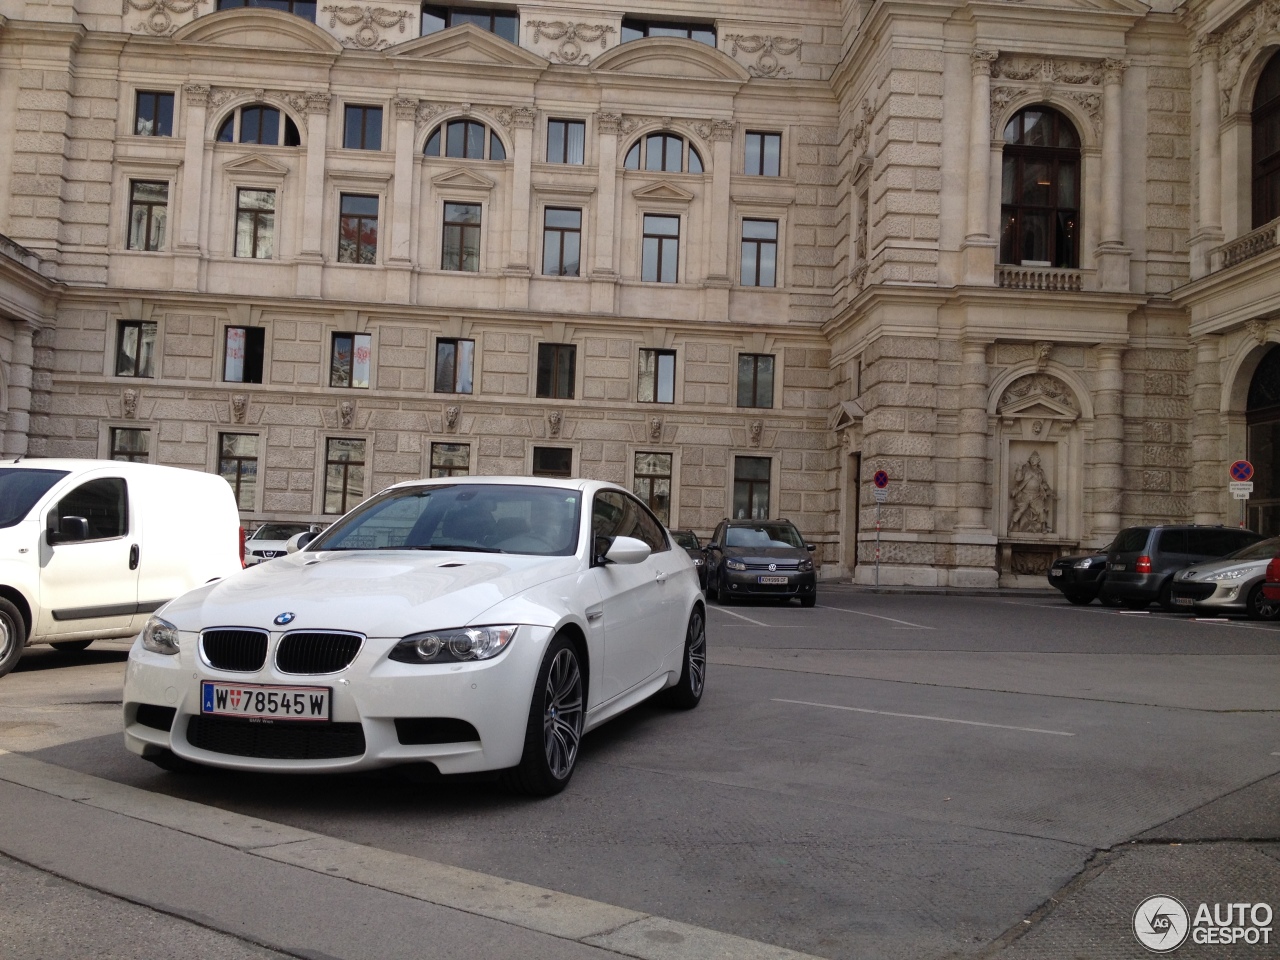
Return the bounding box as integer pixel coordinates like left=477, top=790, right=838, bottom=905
left=1009, top=450, right=1055, bottom=534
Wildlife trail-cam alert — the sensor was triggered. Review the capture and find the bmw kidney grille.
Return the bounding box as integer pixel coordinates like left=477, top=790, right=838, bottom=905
left=200, top=629, right=269, bottom=672
left=275, top=632, right=363, bottom=675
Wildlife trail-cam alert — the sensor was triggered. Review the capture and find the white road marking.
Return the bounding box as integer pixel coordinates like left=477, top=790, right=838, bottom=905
left=709, top=607, right=771, bottom=626
left=816, top=605, right=933, bottom=629
left=772, top=698, right=1075, bottom=736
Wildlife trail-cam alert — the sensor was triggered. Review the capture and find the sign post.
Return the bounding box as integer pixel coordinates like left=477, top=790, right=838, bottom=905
left=1230, top=461, right=1254, bottom=528
left=872, top=471, right=889, bottom=587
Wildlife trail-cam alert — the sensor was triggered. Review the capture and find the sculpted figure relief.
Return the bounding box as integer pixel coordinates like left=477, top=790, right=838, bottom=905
left=1009, top=451, right=1055, bottom=534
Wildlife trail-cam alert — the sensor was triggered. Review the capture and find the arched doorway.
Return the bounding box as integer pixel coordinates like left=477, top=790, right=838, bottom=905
left=1247, top=345, right=1280, bottom=534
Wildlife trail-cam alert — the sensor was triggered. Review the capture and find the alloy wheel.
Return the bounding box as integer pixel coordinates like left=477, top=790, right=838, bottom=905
left=687, top=610, right=706, bottom=697
left=542, top=647, right=583, bottom=779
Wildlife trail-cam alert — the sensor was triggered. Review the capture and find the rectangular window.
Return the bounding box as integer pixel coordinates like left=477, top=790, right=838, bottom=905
left=536, top=343, right=576, bottom=399
left=324, top=438, right=366, bottom=514
left=343, top=104, right=383, bottom=151
left=546, top=119, right=585, bottom=164
left=338, top=193, right=378, bottom=264
left=740, top=219, right=778, bottom=287
left=642, top=214, right=679, bottom=283
left=737, top=354, right=775, bottom=409
left=430, top=442, right=470, bottom=477
left=442, top=202, right=481, bottom=272
left=330, top=332, right=372, bottom=389
left=217, top=0, right=316, bottom=19
left=621, top=18, right=715, bottom=46
left=127, top=181, right=168, bottom=252
left=733, top=456, right=771, bottom=520
left=219, top=433, right=258, bottom=510
left=422, top=5, right=517, bottom=43
left=634, top=451, right=673, bottom=525
left=115, top=321, right=157, bottom=378
left=434, top=338, right=474, bottom=394
left=532, top=446, right=573, bottom=478
left=110, top=427, right=149, bottom=463
left=637, top=349, right=676, bottom=404
left=223, top=326, right=265, bottom=384
left=234, top=188, right=275, bottom=259
left=134, top=91, right=174, bottom=137
left=744, top=131, right=781, bottom=177
left=542, top=207, right=581, bottom=276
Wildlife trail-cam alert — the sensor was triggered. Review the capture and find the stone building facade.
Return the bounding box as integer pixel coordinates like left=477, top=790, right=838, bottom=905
left=2, top=0, right=1280, bottom=586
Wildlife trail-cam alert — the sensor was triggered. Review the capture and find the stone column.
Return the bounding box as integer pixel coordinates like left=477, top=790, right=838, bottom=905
left=296, top=92, right=332, bottom=298
left=1092, top=346, right=1125, bottom=541
left=705, top=119, right=734, bottom=321
left=1190, top=337, right=1224, bottom=524
left=591, top=112, right=620, bottom=313
left=1191, top=40, right=1224, bottom=279
left=962, top=50, right=999, bottom=284
left=506, top=106, right=536, bottom=272
left=385, top=96, right=417, bottom=303
left=1096, top=60, right=1131, bottom=292
left=956, top=340, right=990, bottom=530
left=174, top=83, right=209, bottom=292
left=3, top=321, right=36, bottom=457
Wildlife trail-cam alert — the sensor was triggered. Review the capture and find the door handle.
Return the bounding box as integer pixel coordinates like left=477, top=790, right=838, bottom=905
left=129, top=544, right=140, bottom=570
left=655, top=570, right=667, bottom=584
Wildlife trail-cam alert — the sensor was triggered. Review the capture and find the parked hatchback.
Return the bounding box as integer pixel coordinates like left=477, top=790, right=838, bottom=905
left=705, top=518, right=817, bottom=606
left=1046, top=549, right=1110, bottom=605
left=1169, top=535, right=1280, bottom=619
left=245, top=522, right=317, bottom=566
left=1100, top=525, right=1266, bottom=610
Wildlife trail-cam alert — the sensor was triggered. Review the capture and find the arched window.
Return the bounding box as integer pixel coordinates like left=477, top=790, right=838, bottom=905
left=623, top=133, right=703, bottom=173
left=215, top=106, right=301, bottom=146
left=999, top=106, right=1080, bottom=268
left=1252, top=53, right=1280, bottom=228
left=1248, top=344, right=1280, bottom=535
left=423, top=120, right=506, bottom=161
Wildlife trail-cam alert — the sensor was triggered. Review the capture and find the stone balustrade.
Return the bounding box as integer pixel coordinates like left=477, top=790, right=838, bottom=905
left=995, top=265, right=1084, bottom=292
left=1213, top=218, right=1280, bottom=272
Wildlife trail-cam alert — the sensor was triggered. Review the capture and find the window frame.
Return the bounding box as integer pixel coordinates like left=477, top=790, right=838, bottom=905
left=216, top=0, right=317, bottom=19
left=109, top=427, right=150, bottom=464
left=736, top=353, right=776, bottom=409
left=744, top=131, right=782, bottom=177
left=999, top=106, right=1081, bottom=269
left=343, top=104, right=384, bottom=151
left=115, top=320, right=157, bottom=379
left=637, top=348, right=677, bottom=404
left=429, top=441, right=472, bottom=478
left=624, top=133, right=703, bottom=174
left=223, top=326, right=266, bottom=384
left=632, top=450, right=674, bottom=526
left=532, top=445, right=574, bottom=478
left=732, top=455, right=773, bottom=521
left=546, top=118, right=586, bottom=165
left=1252, top=53, right=1280, bottom=229
left=421, top=5, right=518, bottom=43
left=641, top=213, right=681, bottom=283
left=620, top=17, right=715, bottom=46
left=424, top=119, right=507, bottom=161
left=441, top=201, right=483, bottom=272
left=322, top=437, right=367, bottom=515
left=234, top=187, right=276, bottom=260
left=740, top=218, right=779, bottom=287
left=134, top=90, right=174, bottom=137
left=536, top=342, right=577, bottom=400
left=215, top=105, right=302, bottom=147
left=337, top=192, right=380, bottom=265
left=330, top=331, right=372, bottom=389
left=218, top=432, right=259, bottom=511
left=542, top=206, right=582, bottom=277
left=433, top=337, right=475, bottom=394
left=127, top=180, right=169, bottom=253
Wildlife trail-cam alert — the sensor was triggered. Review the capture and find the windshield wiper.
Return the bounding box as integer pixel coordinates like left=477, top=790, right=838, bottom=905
left=413, top=543, right=505, bottom=553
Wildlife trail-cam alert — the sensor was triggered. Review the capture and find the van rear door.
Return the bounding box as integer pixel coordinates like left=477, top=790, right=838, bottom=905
left=37, top=475, right=139, bottom=640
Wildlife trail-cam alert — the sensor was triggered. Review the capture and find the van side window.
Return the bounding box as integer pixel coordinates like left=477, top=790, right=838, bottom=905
left=1113, top=527, right=1150, bottom=553
left=1157, top=529, right=1189, bottom=554
left=56, top=478, right=128, bottom=539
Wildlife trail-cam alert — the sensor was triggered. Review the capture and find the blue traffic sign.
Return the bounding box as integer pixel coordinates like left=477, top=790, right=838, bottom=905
left=1230, top=460, right=1254, bottom=482
left=873, top=470, right=889, bottom=489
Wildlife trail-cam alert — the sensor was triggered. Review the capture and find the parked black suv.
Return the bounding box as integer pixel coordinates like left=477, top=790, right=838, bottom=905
left=705, top=518, right=817, bottom=606
left=1099, top=524, right=1265, bottom=610
left=1047, top=549, right=1110, bottom=605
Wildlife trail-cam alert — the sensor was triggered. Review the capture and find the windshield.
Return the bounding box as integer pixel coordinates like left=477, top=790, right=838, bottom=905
left=1223, top=536, right=1280, bottom=562
left=672, top=531, right=700, bottom=550
left=725, top=523, right=805, bottom=549
left=0, top=468, right=70, bottom=528
left=251, top=523, right=313, bottom=541
left=312, top=484, right=582, bottom=556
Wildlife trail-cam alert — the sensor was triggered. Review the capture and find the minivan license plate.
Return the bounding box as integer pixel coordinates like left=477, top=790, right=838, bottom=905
left=758, top=576, right=789, bottom=585
left=201, top=682, right=330, bottom=721
left=1110, top=564, right=1126, bottom=571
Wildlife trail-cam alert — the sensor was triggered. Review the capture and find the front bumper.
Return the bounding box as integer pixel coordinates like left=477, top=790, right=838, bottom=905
left=1046, top=565, right=1103, bottom=596
left=123, top=625, right=554, bottom=774
left=718, top=569, right=816, bottom=599
left=1169, top=576, right=1257, bottom=613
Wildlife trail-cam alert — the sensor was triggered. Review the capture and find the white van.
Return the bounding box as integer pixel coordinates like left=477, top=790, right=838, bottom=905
left=0, top=458, right=243, bottom=678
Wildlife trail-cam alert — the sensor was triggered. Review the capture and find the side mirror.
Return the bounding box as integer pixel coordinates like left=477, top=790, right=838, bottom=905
left=605, top=535, right=651, bottom=565
left=807, top=543, right=816, bottom=553
left=47, top=515, right=89, bottom=545
left=286, top=531, right=316, bottom=554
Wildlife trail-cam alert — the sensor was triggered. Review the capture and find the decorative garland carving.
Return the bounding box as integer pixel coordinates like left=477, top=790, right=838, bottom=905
left=989, top=52, right=1107, bottom=138
left=998, top=373, right=1076, bottom=412
left=415, top=101, right=445, bottom=130
left=723, top=35, right=803, bottom=79
left=208, top=88, right=320, bottom=131
left=526, top=20, right=616, bottom=65
left=1211, top=0, right=1280, bottom=118
left=990, top=55, right=1104, bottom=86
left=321, top=5, right=410, bottom=50
left=122, top=0, right=206, bottom=36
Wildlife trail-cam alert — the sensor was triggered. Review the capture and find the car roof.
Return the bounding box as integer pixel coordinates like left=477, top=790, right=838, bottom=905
left=382, top=475, right=627, bottom=495
left=0, top=457, right=216, bottom=479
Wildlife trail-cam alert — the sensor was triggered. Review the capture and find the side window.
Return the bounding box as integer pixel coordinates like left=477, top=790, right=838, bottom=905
left=625, top=494, right=669, bottom=553
left=55, top=478, right=127, bottom=540
left=1157, top=529, right=1189, bottom=555
left=591, top=490, right=667, bottom=555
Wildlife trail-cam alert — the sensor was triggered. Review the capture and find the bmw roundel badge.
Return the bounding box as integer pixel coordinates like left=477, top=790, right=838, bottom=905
left=274, top=612, right=296, bottom=626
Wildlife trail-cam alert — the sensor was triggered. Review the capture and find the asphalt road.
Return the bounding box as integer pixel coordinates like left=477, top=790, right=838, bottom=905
left=1, top=586, right=1278, bottom=960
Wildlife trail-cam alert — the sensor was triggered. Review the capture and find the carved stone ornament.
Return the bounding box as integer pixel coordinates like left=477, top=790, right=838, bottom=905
left=393, top=96, right=417, bottom=121
left=122, top=0, right=206, bottom=37
left=123, top=389, right=138, bottom=420
left=991, top=55, right=1104, bottom=86
left=1246, top=318, right=1271, bottom=345
left=1035, top=341, right=1053, bottom=371
left=1009, top=450, right=1055, bottom=534
left=748, top=420, right=763, bottom=447
left=597, top=112, right=621, bottom=135
left=723, top=35, right=803, bottom=79
left=971, top=49, right=999, bottom=76
left=1010, top=547, right=1055, bottom=575
left=445, top=405, right=460, bottom=431
left=648, top=416, right=662, bottom=441
left=231, top=394, right=247, bottom=424
left=209, top=88, right=316, bottom=130
left=415, top=102, right=446, bottom=130
left=339, top=400, right=354, bottom=429
left=184, top=83, right=211, bottom=106
left=547, top=410, right=562, bottom=438
left=321, top=5, right=410, bottom=50
left=1101, top=58, right=1129, bottom=85
left=991, top=82, right=1100, bottom=138
left=497, top=106, right=537, bottom=130
left=1213, top=3, right=1280, bottom=117
left=526, top=20, right=616, bottom=65
left=998, top=373, right=1076, bottom=413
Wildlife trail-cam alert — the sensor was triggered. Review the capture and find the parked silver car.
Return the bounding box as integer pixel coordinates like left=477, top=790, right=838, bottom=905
left=1169, top=535, right=1280, bottom=619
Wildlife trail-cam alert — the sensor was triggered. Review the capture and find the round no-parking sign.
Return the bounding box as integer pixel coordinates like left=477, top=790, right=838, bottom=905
left=1230, top=460, right=1254, bottom=483
left=873, top=470, right=889, bottom=489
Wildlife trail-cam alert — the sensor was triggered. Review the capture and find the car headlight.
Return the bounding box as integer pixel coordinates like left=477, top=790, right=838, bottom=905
left=141, top=616, right=180, bottom=655
left=798, top=559, right=814, bottom=572
left=693, top=557, right=704, bottom=566
left=389, top=625, right=518, bottom=664
left=1206, top=568, right=1248, bottom=581
left=725, top=559, right=748, bottom=571
left=1074, top=557, right=1099, bottom=569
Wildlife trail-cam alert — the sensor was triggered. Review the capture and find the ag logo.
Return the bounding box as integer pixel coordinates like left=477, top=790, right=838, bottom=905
left=273, top=612, right=296, bottom=626
left=1134, top=895, right=1190, bottom=953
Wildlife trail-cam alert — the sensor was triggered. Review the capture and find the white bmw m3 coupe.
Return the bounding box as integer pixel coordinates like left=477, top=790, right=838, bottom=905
left=123, top=477, right=706, bottom=795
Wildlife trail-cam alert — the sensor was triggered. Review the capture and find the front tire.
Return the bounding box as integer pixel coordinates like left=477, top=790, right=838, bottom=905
left=505, top=635, right=585, bottom=796
left=666, top=607, right=706, bottom=710
left=715, top=574, right=732, bottom=605
left=0, top=598, right=26, bottom=679
left=800, top=592, right=817, bottom=608
left=51, top=639, right=93, bottom=653
left=1247, top=583, right=1280, bottom=621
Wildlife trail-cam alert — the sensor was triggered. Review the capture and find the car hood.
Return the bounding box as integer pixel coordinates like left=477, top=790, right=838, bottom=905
left=160, top=550, right=582, bottom=636
left=1176, top=555, right=1270, bottom=580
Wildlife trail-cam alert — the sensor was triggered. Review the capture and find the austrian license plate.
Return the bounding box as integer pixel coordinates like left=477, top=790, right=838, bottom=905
left=201, top=682, right=330, bottom=721
left=1111, top=564, right=1126, bottom=571
left=1173, top=597, right=1194, bottom=606
left=758, top=576, right=789, bottom=585
left=1051, top=569, right=1063, bottom=577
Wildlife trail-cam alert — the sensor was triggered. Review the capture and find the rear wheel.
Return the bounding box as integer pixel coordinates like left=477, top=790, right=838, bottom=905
left=1064, top=592, right=1094, bottom=606
left=666, top=607, right=706, bottom=710
left=51, top=639, right=93, bottom=653
left=505, top=635, right=584, bottom=796
left=0, top=599, right=26, bottom=679
left=1247, top=583, right=1280, bottom=621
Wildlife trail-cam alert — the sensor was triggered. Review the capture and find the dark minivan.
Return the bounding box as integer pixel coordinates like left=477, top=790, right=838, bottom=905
left=1100, top=525, right=1266, bottom=609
